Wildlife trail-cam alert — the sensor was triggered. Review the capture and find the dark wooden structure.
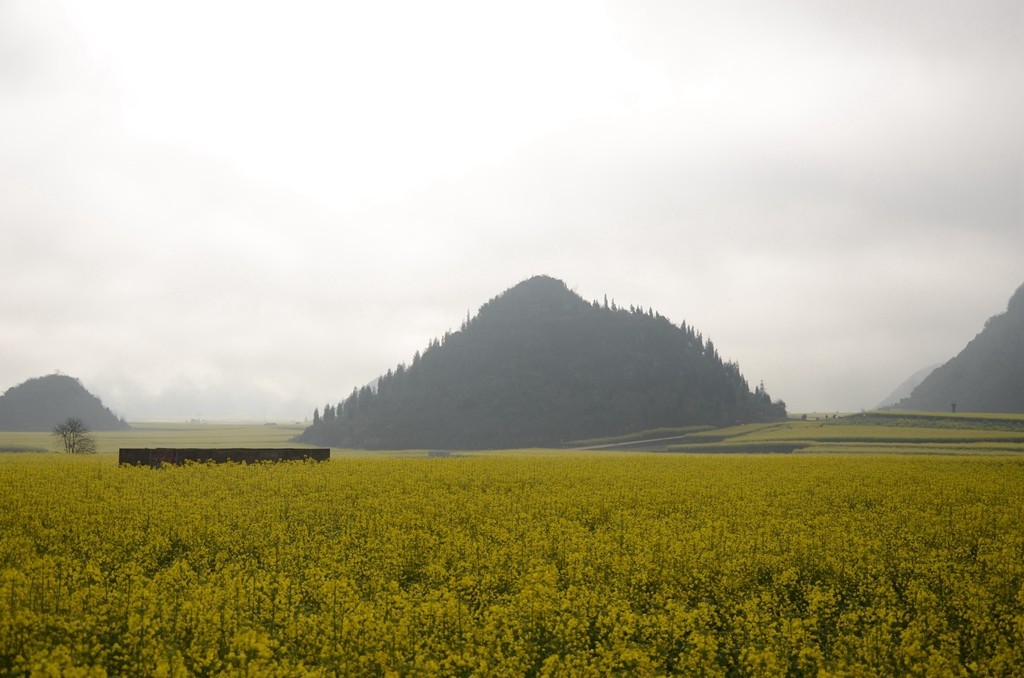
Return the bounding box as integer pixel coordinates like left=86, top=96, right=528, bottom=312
left=119, top=448, right=330, bottom=467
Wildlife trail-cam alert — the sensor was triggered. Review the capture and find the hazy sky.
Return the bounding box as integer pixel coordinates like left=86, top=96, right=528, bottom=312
left=2, top=0, right=1021, bottom=420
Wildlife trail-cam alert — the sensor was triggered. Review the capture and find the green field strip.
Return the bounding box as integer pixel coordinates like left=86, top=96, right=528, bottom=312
left=566, top=425, right=715, bottom=448
left=665, top=440, right=815, bottom=453
left=868, top=410, right=1024, bottom=424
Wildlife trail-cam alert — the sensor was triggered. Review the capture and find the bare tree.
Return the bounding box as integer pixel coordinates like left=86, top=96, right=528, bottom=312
left=53, top=418, right=97, bottom=454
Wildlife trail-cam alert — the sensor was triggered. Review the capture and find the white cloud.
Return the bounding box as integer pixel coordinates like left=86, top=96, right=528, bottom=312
left=1, top=0, right=1020, bottom=418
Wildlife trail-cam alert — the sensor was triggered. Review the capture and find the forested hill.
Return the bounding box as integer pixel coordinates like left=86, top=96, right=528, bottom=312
left=299, top=276, right=786, bottom=450
left=0, top=374, right=130, bottom=431
left=892, top=282, right=1024, bottom=413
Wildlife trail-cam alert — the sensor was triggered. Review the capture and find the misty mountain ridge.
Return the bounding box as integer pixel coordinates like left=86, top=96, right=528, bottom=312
left=0, top=374, right=131, bottom=431
left=889, top=282, right=1024, bottom=413
left=299, top=275, right=785, bottom=449
left=876, top=363, right=941, bottom=409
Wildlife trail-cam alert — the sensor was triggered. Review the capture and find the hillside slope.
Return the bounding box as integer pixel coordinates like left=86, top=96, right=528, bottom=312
left=876, top=363, right=940, bottom=409
left=893, top=283, right=1024, bottom=413
left=0, top=374, right=130, bottom=431
left=299, top=276, right=785, bottom=449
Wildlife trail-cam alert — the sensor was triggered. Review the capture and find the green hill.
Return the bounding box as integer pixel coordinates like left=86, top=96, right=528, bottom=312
left=893, top=282, right=1024, bottom=413
left=0, top=374, right=130, bottom=432
left=299, top=276, right=785, bottom=449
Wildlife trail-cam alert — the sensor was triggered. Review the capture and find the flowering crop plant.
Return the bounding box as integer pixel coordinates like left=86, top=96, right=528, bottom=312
left=1, top=453, right=1022, bottom=675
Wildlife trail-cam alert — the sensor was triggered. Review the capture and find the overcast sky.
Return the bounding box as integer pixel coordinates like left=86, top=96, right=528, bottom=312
left=2, top=0, right=1021, bottom=421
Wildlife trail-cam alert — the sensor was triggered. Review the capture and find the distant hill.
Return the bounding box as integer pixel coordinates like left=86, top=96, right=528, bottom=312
left=891, top=282, right=1024, bottom=413
left=298, top=275, right=785, bottom=449
left=0, top=374, right=131, bottom=431
left=876, top=363, right=940, bottom=409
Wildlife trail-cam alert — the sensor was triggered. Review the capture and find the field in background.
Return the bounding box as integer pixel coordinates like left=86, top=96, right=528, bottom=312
left=580, top=411, right=1024, bottom=455
left=3, top=411, right=1024, bottom=457
left=0, top=422, right=309, bottom=457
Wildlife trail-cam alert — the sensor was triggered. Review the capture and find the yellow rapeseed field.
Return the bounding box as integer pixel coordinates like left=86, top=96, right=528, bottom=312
left=1, top=453, right=1022, bottom=675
